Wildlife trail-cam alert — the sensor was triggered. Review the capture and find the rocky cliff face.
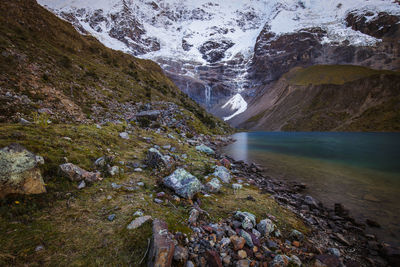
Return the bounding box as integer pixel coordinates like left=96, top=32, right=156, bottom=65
left=38, top=0, right=400, bottom=124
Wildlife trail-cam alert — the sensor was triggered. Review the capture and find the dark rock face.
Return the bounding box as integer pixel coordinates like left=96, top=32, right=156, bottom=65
left=250, top=27, right=325, bottom=84
left=249, top=20, right=400, bottom=88
left=346, top=11, right=400, bottom=39
left=60, top=8, right=160, bottom=56
left=199, top=40, right=234, bottom=63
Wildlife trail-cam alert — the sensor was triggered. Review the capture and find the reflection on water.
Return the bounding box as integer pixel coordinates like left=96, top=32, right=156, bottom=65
left=222, top=132, right=400, bottom=246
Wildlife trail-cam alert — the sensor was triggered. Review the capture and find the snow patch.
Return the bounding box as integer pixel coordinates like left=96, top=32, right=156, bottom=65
left=222, top=94, right=248, bottom=121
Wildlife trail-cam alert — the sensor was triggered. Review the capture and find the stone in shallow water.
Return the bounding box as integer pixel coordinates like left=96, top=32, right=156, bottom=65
left=0, top=143, right=46, bottom=198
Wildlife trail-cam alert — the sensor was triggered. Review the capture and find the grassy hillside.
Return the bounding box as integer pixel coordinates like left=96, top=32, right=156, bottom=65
left=0, top=0, right=229, bottom=134
left=241, top=65, right=400, bottom=131
left=285, top=65, right=400, bottom=86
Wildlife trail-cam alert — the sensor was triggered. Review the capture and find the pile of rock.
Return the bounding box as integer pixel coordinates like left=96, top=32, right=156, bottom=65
left=181, top=209, right=309, bottom=267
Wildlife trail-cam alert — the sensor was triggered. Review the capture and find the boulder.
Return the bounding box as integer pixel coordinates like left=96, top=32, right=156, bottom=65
left=59, top=163, right=102, bottom=183
left=257, top=219, right=275, bottom=237
left=205, top=178, right=221, bottom=193
left=145, top=148, right=173, bottom=169
left=240, top=230, right=254, bottom=248
left=234, top=211, right=256, bottom=230
left=148, top=219, right=175, bottom=267
left=211, top=166, right=231, bottom=183
left=136, top=110, right=161, bottom=121
left=0, top=144, right=46, bottom=198
left=163, top=168, right=202, bottom=199
left=195, top=144, right=215, bottom=155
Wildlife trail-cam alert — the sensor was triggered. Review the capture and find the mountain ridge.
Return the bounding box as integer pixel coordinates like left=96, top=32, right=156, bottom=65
left=38, top=0, right=400, bottom=121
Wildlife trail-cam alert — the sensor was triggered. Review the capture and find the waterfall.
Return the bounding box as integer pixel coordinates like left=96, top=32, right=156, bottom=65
left=204, top=84, right=211, bottom=107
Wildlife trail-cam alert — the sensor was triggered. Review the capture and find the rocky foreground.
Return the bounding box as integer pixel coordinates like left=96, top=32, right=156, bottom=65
left=1, top=102, right=399, bottom=267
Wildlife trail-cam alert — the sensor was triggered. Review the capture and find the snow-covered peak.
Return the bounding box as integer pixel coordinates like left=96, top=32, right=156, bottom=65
left=39, top=0, right=400, bottom=64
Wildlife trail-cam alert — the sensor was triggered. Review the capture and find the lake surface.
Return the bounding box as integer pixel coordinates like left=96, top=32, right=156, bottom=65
left=222, top=132, right=400, bottom=246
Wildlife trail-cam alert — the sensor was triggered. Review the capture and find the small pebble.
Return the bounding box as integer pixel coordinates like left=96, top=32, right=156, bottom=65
left=107, top=214, right=116, bottom=221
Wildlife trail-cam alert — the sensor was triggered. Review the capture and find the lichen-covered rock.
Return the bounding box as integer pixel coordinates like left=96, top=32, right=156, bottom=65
left=195, top=144, right=214, bottom=155
left=211, top=166, right=231, bottom=183
left=0, top=143, right=46, bottom=198
left=234, top=211, right=256, bottom=230
left=240, top=230, right=254, bottom=248
left=163, top=168, right=202, bottom=199
left=205, top=178, right=221, bottom=193
left=257, top=219, right=275, bottom=237
left=59, top=163, right=102, bottom=183
left=148, top=219, right=175, bottom=267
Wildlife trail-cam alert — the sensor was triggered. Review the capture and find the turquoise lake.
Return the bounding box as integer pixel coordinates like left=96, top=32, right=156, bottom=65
left=222, top=132, right=400, bottom=246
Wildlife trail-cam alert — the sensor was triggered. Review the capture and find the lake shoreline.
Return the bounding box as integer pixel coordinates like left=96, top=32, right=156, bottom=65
left=218, top=134, right=400, bottom=266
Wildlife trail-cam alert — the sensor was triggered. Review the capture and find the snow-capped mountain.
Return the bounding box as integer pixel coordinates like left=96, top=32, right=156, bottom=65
left=38, top=0, right=400, bottom=121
